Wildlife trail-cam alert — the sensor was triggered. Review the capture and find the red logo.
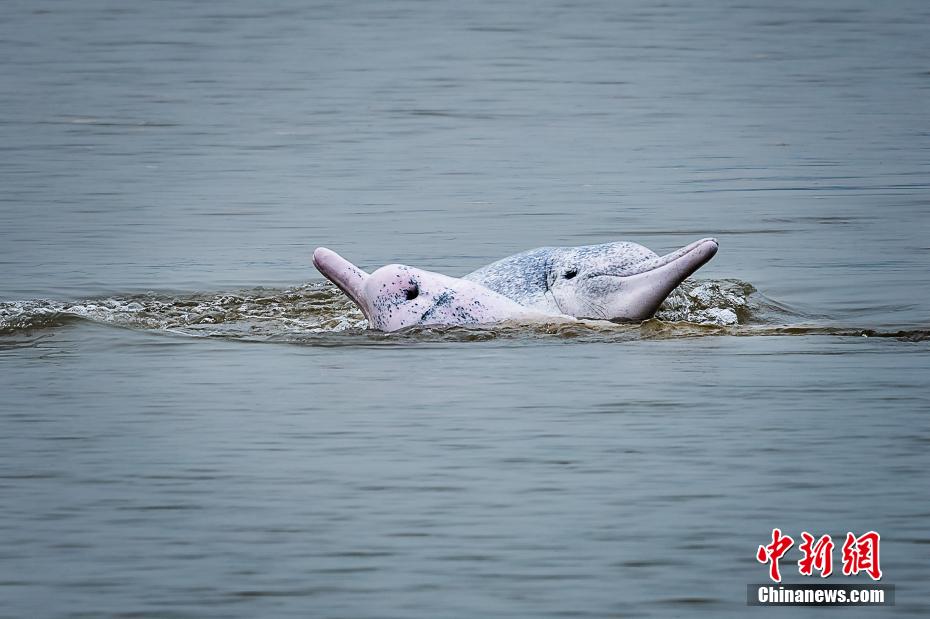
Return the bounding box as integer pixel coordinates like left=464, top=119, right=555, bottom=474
left=756, top=528, right=794, bottom=583
left=842, top=531, right=882, bottom=581
left=758, top=529, right=882, bottom=582
left=798, top=532, right=834, bottom=577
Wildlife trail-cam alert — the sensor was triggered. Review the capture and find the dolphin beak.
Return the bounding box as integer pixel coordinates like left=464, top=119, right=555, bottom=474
left=312, top=247, right=372, bottom=321
left=614, top=238, right=719, bottom=321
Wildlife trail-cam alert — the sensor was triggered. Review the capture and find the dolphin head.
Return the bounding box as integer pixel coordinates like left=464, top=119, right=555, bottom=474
left=547, top=238, right=719, bottom=322
left=313, top=248, right=537, bottom=332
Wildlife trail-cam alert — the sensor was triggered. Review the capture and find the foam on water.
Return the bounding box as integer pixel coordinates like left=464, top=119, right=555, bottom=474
left=2, top=280, right=924, bottom=343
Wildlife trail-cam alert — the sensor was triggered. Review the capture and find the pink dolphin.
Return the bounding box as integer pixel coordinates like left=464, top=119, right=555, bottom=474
left=313, top=248, right=569, bottom=332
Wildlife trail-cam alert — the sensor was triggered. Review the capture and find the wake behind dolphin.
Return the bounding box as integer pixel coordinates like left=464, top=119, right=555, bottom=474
left=465, top=238, right=718, bottom=322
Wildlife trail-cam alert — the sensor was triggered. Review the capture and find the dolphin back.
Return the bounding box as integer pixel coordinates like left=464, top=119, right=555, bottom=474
left=464, top=247, right=556, bottom=309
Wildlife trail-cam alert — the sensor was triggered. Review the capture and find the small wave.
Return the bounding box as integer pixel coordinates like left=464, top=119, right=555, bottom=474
left=1, top=281, right=926, bottom=344
left=0, top=284, right=364, bottom=338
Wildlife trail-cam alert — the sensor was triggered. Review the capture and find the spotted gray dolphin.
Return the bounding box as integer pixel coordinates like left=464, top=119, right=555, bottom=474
left=464, top=238, right=718, bottom=322
left=313, top=248, right=570, bottom=332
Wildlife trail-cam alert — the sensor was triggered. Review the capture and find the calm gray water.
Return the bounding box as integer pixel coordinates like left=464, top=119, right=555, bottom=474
left=1, top=1, right=929, bottom=617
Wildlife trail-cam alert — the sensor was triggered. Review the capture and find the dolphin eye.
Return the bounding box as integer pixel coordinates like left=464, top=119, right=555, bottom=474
left=405, top=284, right=419, bottom=300
left=564, top=269, right=578, bottom=280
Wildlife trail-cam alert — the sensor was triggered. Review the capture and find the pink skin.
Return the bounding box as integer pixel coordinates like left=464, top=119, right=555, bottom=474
left=312, top=248, right=565, bottom=332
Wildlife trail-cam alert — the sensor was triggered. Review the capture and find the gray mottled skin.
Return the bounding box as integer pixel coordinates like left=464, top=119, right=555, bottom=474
left=464, top=239, right=718, bottom=322
left=465, top=242, right=657, bottom=314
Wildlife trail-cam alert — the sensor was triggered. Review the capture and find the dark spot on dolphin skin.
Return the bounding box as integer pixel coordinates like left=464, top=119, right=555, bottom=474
left=432, top=291, right=453, bottom=307
left=419, top=291, right=464, bottom=324
left=452, top=306, right=477, bottom=323
left=564, top=269, right=577, bottom=280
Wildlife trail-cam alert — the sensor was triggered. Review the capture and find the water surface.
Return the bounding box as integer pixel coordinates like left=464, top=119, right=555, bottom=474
left=1, top=1, right=929, bottom=617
